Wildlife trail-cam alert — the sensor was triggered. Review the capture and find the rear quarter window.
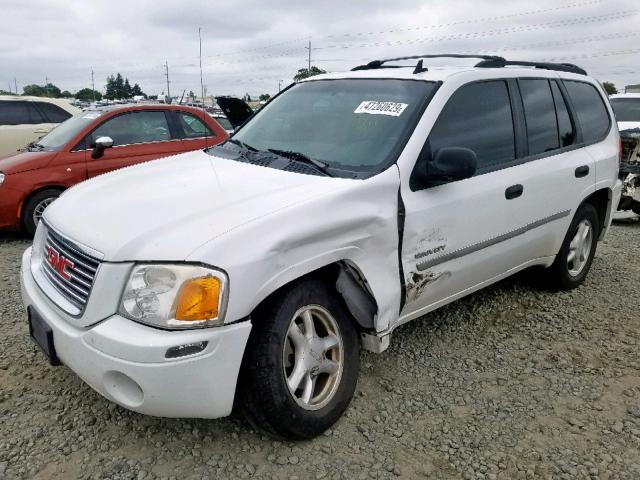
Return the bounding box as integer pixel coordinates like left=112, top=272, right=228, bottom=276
left=0, top=100, right=45, bottom=125
left=563, top=81, right=610, bottom=144
left=35, top=102, right=72, bottom=123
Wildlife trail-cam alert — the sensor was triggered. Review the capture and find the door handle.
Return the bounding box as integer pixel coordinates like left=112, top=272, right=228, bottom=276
left=575, top=165, right=590, bottom=178
left=505, top=184, right=523, bottom=200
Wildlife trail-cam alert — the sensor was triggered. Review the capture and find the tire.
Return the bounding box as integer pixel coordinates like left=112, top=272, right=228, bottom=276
left=22, top=189, right=61, bottom=237
left=237, top=277, right=360, bottom=439
left=632, top=201, right=640, bottom=216
left=547, top=202, right=599, bottom=290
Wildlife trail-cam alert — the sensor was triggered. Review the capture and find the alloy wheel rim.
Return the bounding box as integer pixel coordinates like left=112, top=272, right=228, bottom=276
left=567, top=219, right=593, bottom=277
left=33, top=197, right=56, bottom=226
left=282, top=305, right=344, bottom=411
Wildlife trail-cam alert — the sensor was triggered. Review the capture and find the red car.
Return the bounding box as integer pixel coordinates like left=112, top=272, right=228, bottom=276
left=0, top=104, right=229, bottom=235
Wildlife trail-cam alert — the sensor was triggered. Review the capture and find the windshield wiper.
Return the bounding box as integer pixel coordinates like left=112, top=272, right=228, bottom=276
left=267, top=149, right=334, bottom=177
left=26, top=142, right=45, bottom=152
left=226, top=138, right=258, bottom=152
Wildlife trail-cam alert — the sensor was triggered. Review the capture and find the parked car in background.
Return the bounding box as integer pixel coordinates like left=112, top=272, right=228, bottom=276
left=0, top=96, right=80, bottom=157
left=0, top=104, right=229, bottom=235
left=611, top=94, right=640, bottom=214
left=20, top=55, right=621, bottom=439
left=610, top=93, right=640, bottom=131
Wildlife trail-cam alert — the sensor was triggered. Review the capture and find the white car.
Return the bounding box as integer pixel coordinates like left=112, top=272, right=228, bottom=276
left=20, top=55, right=621, bottom=439
left=0, top=96, right=80, bottom=157
left=610, top=93, right=640, bottom=131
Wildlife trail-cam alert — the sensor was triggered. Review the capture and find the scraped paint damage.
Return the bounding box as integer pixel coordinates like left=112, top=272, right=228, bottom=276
left=405, top=270, right=450, bottom=303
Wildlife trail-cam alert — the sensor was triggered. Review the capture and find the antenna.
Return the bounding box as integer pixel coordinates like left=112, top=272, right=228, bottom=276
left=164, top=61, right=171, bottom=103
left=199, top=27, right=205, bottom=111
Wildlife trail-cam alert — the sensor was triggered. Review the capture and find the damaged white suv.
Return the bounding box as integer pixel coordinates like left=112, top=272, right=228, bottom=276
left=21, top=54, right=622, bottom=439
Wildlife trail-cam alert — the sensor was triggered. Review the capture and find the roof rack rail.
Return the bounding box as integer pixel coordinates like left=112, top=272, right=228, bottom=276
left=351, top=54, right=505, bottom=72
left=351, top=54, right=587, bottom=76
left=475, top=58, right=587, bottom=75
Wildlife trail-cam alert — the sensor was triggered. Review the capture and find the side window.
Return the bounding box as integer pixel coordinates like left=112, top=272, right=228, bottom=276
left=35, top=102, right=72, bottom=123
left=519, top=79, right=558, bottom=155
left=0, top=101, right=45, bottom=125
left=550, top=81, right=575, bottom=147
left=90, top=111, right=171, bottom=147
left=177, top=112, right=214, bottom=139
left=563, top=81, right=610, bottom=144
left=428, top=81, right=515, bottom=171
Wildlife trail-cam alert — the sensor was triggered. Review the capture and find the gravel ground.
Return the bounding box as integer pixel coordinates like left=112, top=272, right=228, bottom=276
left=1, top=218, right=639, bottom=480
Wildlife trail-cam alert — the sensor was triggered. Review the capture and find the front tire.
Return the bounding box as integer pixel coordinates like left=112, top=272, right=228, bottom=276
left=22, top=189, right=61, bottom=236
left=237, top=278, right=360, bottom=439
left=547, top=202, right=599, bottom=290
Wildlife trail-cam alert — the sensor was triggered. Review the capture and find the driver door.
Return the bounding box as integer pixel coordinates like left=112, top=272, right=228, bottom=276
left=85, top=110, right=183, bottom=178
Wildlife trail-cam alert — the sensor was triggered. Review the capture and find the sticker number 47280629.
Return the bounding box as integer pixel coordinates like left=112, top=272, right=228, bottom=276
left=354, top=101, right=408, bottom=117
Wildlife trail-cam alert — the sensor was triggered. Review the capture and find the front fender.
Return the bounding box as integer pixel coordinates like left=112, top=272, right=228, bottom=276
left=188, top=167, right=402, bottom=332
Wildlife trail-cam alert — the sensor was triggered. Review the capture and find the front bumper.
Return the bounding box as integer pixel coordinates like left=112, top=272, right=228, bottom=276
left=20, top=247, right=252, bottom=419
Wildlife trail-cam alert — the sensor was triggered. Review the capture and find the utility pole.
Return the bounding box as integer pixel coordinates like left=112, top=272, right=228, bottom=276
left=91, top=68, right=96, bottom=102
left=199, top=27, right=205, bottom=109
left=164, top=61, right=171, bottom=102
left=305, top=40, right=312, bottom=72
left=45, top=76, right=49, bottom=97
left=278, top=79, right=283, bottom=92
left=14, top=78, right=17, bottom=95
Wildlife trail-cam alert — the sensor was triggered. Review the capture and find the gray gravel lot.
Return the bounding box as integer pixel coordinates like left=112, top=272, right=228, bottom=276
left=1, top=219, right=639, bottom=480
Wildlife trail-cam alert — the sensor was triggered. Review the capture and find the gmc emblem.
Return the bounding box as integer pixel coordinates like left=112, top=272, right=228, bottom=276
left=46, top=246, right=74, bottom=281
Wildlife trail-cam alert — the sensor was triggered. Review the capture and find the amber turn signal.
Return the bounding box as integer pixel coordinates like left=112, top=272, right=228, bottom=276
left=174, top=276, right=221, bottom=321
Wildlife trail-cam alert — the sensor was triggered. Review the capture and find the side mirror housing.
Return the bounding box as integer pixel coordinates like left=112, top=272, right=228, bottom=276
left=91, top=136, right=114, bottom=159
left=413, top=146, right=477, bottom=188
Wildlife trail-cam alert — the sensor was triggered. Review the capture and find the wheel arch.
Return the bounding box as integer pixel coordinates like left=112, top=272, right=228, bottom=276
left=581, top=187, right=611, bottom=240
left=19, top=185, right=66, bottom=225
left=248, top=259, right=379, bottom=333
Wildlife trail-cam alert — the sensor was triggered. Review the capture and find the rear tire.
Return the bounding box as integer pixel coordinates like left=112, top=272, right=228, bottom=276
left=237, top=277, right=360, bottom=439
left=546, top=202, right=599, bottom=290
left=22, top=189, right=61, bottom=237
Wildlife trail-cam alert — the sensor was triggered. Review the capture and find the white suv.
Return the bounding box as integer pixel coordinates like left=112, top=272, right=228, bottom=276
left=20, top=55, right=622, bottom=439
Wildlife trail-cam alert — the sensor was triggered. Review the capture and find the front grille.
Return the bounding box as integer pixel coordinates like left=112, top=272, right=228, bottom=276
left=40, top=226, right=101, bottom=312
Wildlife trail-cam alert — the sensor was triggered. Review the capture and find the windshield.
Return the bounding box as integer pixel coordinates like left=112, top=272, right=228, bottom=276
left=229, top=79, right=436, bottom=176
left=611, top=98, right=640, bottom=123
left=35, top=111, right=103, bottom=150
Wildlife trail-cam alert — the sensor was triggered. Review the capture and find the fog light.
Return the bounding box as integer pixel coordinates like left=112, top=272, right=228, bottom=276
left=165, top=341, right=208, bottom=359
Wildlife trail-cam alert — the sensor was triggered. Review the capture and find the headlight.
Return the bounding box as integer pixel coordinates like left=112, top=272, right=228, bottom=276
left=118, top=264, right=228, bottom=329
left=0, top=172, right=5, bottom=186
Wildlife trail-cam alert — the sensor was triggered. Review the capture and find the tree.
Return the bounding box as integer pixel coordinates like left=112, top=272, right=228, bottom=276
left=243, top=93, right=252, bottom=102
left=293, top=66, right=326, bottom=81
left=60, top=90, right=73, bottom=98
left=259, top=93, right=271, bottom=101
left=602, top=81, right=618, bottom=95
left=0, top=89, right=16, bottom=96
left=75, top=88, right=102, bottom=101
left=124, top=79, right=132, bottom=98
left=23, top=83, right=62, bottom=98
left=131, top=83, right=145, bottom=97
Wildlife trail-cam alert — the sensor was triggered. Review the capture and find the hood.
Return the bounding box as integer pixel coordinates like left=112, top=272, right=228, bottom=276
left=618, top=121, right=640, bottom=132
left=215, top=96, right=253, bottom=128
left=44, top=150, right=346, bottom=261
left=0, top=150, right=56, bottom=174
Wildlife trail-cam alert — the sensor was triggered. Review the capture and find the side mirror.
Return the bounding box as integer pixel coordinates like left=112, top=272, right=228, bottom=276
left=91, top=136, right=114, bottom=159
left=415, top=147, right=477, bottom=187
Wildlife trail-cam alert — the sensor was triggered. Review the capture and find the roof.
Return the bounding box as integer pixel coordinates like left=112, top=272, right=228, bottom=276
left=82, top=103, right=210, bottom=114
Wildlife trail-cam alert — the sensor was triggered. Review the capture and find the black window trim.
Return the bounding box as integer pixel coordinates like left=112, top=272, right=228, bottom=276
left=411, top=76, right=612, bottom=191
left=72, top=109, right=178, bottom=152
left=561, top=78, right=612, bottom=146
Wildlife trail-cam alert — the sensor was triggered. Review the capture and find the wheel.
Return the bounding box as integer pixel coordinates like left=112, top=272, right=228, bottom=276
left=237, top=277, right=360, bottom=439
left=632, top=201, right=640, bottom=216
left=22, top=189, right=61, bottom=237
left=547, top=202, right=599, bottom=290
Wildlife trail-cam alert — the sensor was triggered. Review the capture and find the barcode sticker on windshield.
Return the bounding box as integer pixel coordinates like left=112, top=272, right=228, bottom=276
left=354, top=101, right=408, bottom=117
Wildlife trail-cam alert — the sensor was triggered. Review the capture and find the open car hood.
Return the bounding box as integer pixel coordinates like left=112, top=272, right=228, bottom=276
left=215, top=96, right=253, bottom=128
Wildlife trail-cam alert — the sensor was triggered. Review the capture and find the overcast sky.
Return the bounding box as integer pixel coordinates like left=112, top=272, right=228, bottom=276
left=1, top=0, right=638, bottom=97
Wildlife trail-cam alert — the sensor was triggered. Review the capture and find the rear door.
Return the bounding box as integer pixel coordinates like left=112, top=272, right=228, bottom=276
left=85, top=110, right=185, bottom=178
